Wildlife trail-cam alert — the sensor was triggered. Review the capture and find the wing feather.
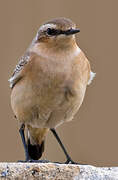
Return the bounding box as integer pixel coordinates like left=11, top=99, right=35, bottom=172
left=87, top=71, right=96, bottom=85
left=8, top=52, right=30, bottom=88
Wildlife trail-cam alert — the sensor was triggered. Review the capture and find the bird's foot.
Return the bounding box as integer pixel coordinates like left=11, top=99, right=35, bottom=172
left=64, top=158, right=86, bottom=165
left=52, top=158, right=78, bottom=165
left=28, top=159, right=51, bottom=163
left=65, top=158, right=78, bottom=164
left=18, top=159, right=51, bottom=163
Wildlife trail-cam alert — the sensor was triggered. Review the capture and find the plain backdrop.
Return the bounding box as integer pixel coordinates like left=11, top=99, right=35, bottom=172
left=0, top=0, right=118, bottom=166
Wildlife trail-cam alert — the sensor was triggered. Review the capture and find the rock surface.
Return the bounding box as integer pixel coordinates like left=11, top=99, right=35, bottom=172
left=0, top=162, right=118, bottom=180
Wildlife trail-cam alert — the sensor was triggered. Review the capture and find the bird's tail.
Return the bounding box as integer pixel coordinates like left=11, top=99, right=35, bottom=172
left=26, top=125, right=49, bottom=160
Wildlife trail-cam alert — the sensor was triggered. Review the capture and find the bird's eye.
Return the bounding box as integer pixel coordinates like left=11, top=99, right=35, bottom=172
left=47, top=28, right=59, bottom=36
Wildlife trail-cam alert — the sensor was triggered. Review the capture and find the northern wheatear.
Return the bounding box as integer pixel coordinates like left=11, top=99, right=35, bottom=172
left=9, top=17, right=95, bottom=163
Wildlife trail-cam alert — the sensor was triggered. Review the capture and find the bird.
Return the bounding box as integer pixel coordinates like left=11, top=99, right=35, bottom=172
left=9, top=17, right=95, bottom=163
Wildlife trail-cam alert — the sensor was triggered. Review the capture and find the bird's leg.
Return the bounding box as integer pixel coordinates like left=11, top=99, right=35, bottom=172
left=19, top=124, right=30, bottom=162
left=50, top=128, right=77, bottom=164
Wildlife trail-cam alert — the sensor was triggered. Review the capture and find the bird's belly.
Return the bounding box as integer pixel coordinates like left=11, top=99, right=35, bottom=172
left=45, top=85, right=86, bottom=128
left=11, top=77, right=86, bottom=128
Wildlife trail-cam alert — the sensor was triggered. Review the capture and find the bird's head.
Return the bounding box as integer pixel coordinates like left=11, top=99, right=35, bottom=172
left=34, top=17, right=80, bottom=49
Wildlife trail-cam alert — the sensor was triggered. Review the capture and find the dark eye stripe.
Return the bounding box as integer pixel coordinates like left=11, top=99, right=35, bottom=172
left=46, top=28, right=77, bottom=36
left=47, top=28, right=60, bottom=36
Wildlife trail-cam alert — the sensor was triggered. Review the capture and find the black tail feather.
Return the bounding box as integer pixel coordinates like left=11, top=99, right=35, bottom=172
left=27, top=140, right=45, bottom=160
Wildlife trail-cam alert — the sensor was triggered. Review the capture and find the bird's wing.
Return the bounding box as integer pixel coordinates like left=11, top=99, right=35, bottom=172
left=8, top=52, right=30, bottom=88
left=77, top=50, right=96, bottom=85
left=87, top=71, right=96, bottom=85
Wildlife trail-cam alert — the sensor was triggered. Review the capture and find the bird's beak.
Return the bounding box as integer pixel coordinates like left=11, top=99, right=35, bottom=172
left=65, top=29, right=80, bottom=35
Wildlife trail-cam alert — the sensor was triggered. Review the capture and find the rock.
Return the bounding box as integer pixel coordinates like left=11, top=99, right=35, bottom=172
left=0, top=162, right=118, bottom=180
left=78, top=165, right=118, bottom=180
